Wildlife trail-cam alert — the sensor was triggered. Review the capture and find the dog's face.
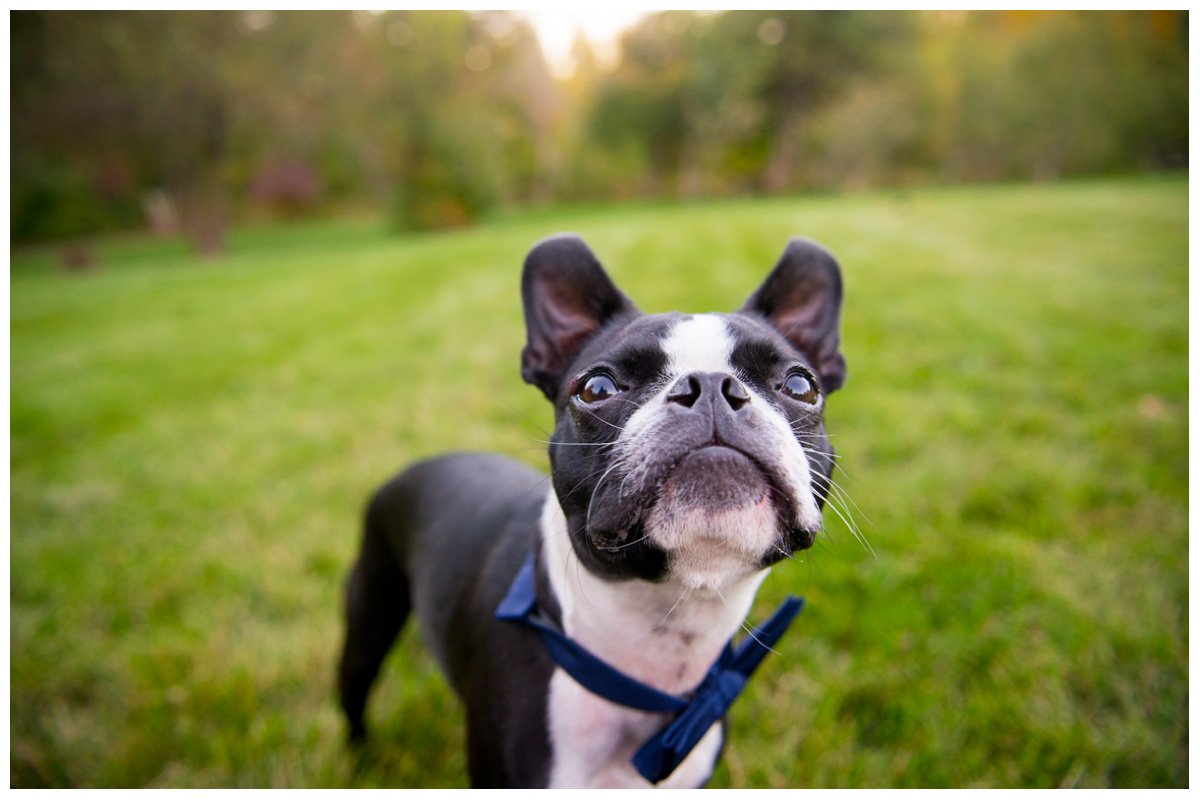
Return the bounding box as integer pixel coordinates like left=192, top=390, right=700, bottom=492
left=521, top=236, right=846, bottom=590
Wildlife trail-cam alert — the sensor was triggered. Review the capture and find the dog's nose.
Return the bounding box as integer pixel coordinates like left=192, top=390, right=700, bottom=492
left=666, top=371, right=751, bottom=411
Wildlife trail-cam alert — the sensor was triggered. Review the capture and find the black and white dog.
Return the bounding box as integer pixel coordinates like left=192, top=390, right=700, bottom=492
left=338, top=234, right=846, bottom=788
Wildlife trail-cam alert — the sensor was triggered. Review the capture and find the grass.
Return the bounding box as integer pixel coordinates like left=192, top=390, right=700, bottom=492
left=10, top=174, right=1188, bottom=788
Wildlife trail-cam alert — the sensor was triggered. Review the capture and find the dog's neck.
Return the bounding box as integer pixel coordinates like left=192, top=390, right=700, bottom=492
left=540, top=491, right=768, bottom=696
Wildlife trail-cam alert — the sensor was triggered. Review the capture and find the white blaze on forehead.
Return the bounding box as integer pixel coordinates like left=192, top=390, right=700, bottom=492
left=661, top=314, right=736, bottom=378
left=617, top=314, right=738, bottom=445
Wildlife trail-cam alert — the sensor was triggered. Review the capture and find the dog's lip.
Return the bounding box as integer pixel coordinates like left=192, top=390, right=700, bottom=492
left=687, top=433, right=752, bottom=460
left=684, top=439, right=765, bottom=478
left=690, top=442, right=744, bottom=457
left=585, top=434, right=808, bottom=547
left=670, top=441, right=795, bottom=516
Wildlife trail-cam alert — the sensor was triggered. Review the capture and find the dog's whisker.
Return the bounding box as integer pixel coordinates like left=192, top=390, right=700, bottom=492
left=791, top=427, right=839, bottom=439
left=825, top=481, right=871, bottom=529
left=531, top=439, right=615, bottom=448
left=814, top=473, right=873, bottom=535
left=493, top=396, right=557, bottom=439
left=584, top=457, right=626, bottom=537
left=606, top=531, right=650, bottom=551
left=795, top=447, right=871, bottom=551
left=580, top=408, right=625, bottom=432
left=820, top=494, right=875, bottom=559
left=806, top=465, right=860, bottom=516
left=773, top=544, right=803, bottom=564
left=713, top=586, right=782, bottom=657
left=812, top=474, right=857, bottom=522
left=515, top=473, right=555, bottom=501
left=795, top=447, right=841, bottom=461
left=651, top=586, right=694, bottom=631
left=554, top=456, right=628, bottom=507
left=826, top=478, right=872, bottom=526
left=567, top=533, right=602, bottom=612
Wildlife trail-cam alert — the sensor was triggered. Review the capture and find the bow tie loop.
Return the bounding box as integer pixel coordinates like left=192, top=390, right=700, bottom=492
left=657, top=668, right=747, bottom=751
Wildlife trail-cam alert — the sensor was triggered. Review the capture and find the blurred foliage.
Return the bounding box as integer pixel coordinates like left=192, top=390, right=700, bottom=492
left=10, top=10, right=1188, bottom=248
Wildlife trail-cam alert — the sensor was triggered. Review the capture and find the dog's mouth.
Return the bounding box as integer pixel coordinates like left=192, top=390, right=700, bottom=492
left=588, top=440, right=806, bottom=554
left=630, top=443, right=800, bottom=587
left=657, top=444, right=773, bottom=511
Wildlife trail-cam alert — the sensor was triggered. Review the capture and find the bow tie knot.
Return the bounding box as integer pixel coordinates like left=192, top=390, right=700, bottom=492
left=496, top=552, right=804, bottom=785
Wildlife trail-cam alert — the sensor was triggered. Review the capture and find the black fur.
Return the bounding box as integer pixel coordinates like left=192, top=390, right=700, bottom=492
left=339, top=454, right=557, bottom=787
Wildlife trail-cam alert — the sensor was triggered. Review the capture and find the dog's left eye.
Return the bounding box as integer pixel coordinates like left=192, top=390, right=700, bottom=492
left=780, top=372, right=820, bottom=405
left=579, top=373, right=619, bottom=404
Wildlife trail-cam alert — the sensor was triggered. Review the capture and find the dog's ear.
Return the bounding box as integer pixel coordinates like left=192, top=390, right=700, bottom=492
left=741, top=237, right=847, bottom=392
left=521, top=234, right=637, bottom=401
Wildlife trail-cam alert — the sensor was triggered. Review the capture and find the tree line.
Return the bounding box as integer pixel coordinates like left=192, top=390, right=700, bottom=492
left=11, top=10, right=1187, bottom=251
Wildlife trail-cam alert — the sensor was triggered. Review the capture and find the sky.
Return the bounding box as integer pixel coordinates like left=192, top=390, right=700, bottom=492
left=518, top=9, right=654, bottom=77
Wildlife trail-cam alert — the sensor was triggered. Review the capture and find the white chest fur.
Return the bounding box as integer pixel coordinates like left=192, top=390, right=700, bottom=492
left=540, top=495, right=768, bottom=789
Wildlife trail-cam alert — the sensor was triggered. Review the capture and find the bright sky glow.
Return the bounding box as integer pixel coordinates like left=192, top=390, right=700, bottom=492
left=519, top=9, right=654, bottom=77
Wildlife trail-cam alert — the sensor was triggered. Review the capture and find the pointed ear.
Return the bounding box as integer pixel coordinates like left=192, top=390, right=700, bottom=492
left=521, top=234, right=638, bottom=400
left=741, top=237, right=847, bottom=392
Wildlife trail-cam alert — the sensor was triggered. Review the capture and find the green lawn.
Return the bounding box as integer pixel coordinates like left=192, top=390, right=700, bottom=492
left=11, top=175, right=1188, bottom=788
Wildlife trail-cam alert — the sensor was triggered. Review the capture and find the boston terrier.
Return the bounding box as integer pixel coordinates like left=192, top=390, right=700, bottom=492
left=338, top=234, right=847, bottom=788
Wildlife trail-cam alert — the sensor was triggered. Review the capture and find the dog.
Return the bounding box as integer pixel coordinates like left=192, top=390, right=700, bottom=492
left=338, top=234, right=846, bottom=788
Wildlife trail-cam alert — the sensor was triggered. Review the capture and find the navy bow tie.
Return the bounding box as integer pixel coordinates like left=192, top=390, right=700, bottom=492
left=495, top=552, right=804, bottom=784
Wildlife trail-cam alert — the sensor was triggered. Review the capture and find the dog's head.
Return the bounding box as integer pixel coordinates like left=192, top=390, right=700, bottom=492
left=522, top=235, right=845, bottom=590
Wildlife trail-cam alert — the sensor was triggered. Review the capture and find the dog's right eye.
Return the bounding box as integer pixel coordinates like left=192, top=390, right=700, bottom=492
left=578, top=373, right=619, bottom=404
left=780, top=371, right=820, bottom=405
